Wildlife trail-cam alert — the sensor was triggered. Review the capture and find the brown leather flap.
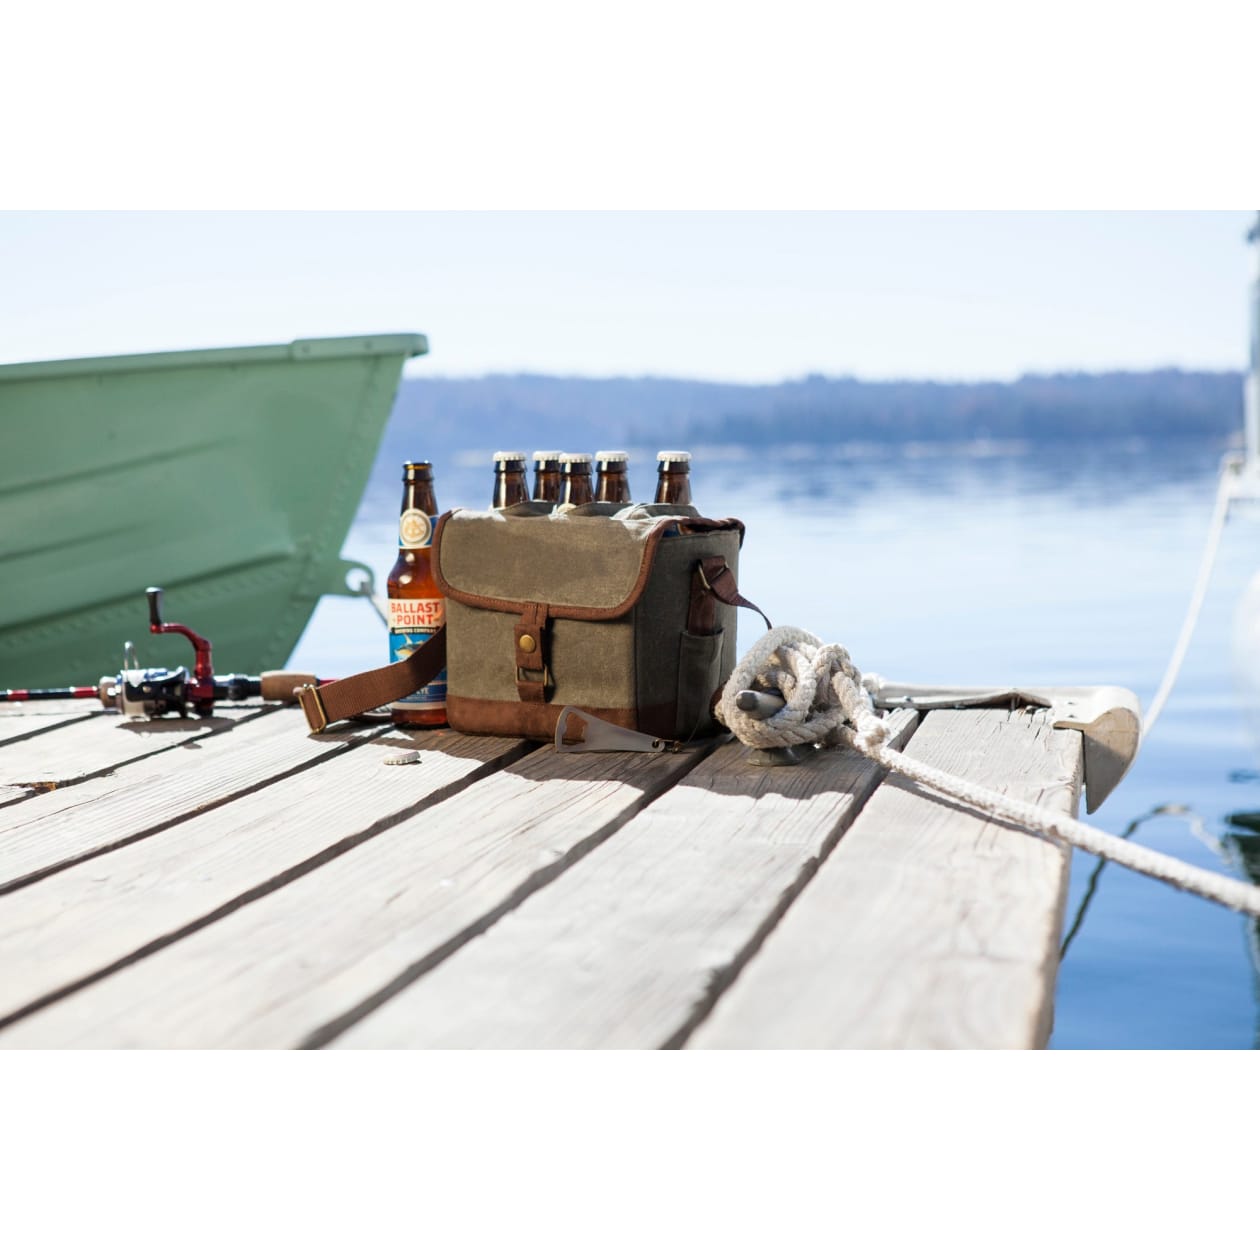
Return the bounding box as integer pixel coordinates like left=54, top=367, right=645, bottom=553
left=432, top=507, right=744, bottom=621
left=514, top=602, right=549, bottom=703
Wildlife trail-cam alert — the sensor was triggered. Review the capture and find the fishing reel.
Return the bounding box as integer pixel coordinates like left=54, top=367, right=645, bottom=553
left=96, top=587, right=273, bottom=719
left=99, top=654, right=196, bottom=720
left=99, top=657, right=257, bottom=719
left=0, top=588, right=324, bottom=720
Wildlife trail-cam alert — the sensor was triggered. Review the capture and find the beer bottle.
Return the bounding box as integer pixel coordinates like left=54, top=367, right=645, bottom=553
left=654, top=450, right=693, bottom=506
left=559, top=452, right=594, bottom=506
left=387, top=461, right=446, bottom=728
left=492, top=450, right=530, bottom=508
left=532, top=451, right=562, bottom=502
left=595, top=450, right=633, bottom=504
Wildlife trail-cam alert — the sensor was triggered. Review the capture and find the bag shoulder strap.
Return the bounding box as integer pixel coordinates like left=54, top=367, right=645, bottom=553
left=298, top=626, right=446, bottom=733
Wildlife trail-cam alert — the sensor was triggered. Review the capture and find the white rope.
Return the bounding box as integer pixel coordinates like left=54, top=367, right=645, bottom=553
left=716, top=628, right=1260, bottom=920
left=1142, top=457, right=1237, bottom=737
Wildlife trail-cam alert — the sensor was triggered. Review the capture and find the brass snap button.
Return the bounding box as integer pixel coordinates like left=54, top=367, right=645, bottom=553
left=519, top=633, right=537, bottom=653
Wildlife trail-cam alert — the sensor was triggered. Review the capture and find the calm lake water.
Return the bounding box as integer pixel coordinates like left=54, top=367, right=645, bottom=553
left=290, top=438, right=1260, bottom=1050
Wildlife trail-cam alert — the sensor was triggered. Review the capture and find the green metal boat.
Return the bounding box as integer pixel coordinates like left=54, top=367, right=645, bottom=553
left=0, top=333, right=427, bottom=688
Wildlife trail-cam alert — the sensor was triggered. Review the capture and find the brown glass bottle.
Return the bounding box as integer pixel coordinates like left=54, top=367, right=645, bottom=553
left=595, top=450, right=633, bottom=503
left=532, top=451, right=562, bottom=502
left=559, top=453, right=594, bottom=506
left=491, top=451, right=530, bottom=508
left=654, top=450, right=692, bottom=506
left=386, top=462, right=446, bottom=727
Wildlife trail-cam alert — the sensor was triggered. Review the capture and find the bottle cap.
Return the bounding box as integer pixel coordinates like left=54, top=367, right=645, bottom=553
left=532, top=450, right=562, bottom=464
left=560, top=452, right=593, bottom=465
left=656, top=450, right=691, bottom=465
left=493, top=451, right=527, bottom=463
left=595, top=450, right=630, bottom=464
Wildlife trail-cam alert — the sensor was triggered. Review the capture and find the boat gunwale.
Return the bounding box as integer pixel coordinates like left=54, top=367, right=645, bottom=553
left=0, top=333, right=428, bottom=382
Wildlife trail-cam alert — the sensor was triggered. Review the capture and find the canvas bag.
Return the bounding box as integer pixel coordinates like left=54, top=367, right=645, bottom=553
left=298, top=501, right=765, bottom=741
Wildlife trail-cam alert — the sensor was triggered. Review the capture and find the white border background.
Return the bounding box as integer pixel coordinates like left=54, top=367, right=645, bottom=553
left=4, top=1, right=1259, bottom=209
left=4, top=2, right=1258, bottom=1254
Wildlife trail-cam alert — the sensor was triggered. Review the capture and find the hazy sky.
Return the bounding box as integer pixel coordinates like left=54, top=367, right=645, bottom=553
left=1, top=211, right=1253, bottom=383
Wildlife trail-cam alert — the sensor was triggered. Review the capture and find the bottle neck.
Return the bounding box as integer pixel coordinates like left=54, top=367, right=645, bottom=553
left=654, top=468, right=691, bottom=505
left=494, top=469, right=530, bottom=508
left=561, top=467, right=593, bottom=506
left=399, top=474, right=439, bottom=548
left=596, top=469, right=632, bottom=503
left=534, top=464, right=561, bottom=501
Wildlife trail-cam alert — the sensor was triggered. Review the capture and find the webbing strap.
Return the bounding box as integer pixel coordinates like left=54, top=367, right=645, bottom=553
left=299, top=626, right=446, bottom=733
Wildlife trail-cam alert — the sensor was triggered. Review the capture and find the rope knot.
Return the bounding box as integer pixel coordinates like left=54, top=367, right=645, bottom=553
left=715, top=626, right=878, bottom=751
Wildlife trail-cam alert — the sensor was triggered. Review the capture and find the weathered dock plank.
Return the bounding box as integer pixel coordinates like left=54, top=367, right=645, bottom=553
left=0, top=702, right=270, bottom=789
left=332, top=711, right=919, bottom=1049
left=0, top=705, right=96, bottom=748
left=0, top=739, right=714, bottom=1048
left=0, top=728, right=532, bottom=1034
left=0, top=707, right=369, bottom=891
left=689, top=708, right=1083, bottom=1049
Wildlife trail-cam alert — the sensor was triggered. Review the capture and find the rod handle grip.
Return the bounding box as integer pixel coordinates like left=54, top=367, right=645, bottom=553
left=259, top=671, right=321, bottom=703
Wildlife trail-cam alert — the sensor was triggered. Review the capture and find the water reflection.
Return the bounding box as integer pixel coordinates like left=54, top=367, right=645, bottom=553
left=704, top=438, right=1229, bottom=513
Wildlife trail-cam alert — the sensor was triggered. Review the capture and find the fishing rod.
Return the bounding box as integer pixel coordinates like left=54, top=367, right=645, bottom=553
left=0, top=587, right=327, bottom=719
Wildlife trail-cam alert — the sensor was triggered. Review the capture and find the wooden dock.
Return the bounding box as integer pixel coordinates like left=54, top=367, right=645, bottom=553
left=0, top=694, right=1083, bottom=1049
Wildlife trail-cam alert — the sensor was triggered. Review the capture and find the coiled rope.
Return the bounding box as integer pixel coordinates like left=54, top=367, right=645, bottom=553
left=715, top=625, right=1260, bottom=920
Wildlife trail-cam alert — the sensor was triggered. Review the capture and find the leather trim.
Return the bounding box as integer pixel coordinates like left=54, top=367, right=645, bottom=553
left=432, top=510, right=747, bottom=621
left=514, top=602, right=550, bottom=701
left=687, top=555, right=722, bottom=635
left=447, top=694, right=638, bottom=742
left=698, top=555, right=772, bottom=631
left=678, top=516, right=746, bottom=548
left=514, top=604, right=547, bottom=672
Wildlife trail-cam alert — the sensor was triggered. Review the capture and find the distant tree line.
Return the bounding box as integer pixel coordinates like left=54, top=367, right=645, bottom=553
left=370, top=369, right=1245, bottom=484
left=685, top=370, right=1243, bottom=446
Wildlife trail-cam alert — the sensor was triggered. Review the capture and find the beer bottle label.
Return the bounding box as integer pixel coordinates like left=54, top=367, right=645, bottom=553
left=389, top=596, right=447, bottom=709
left=398, top=511, right=438, bottom=549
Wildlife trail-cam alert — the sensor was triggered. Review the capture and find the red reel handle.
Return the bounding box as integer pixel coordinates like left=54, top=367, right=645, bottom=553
left=146, top=586, right=214, bottom=683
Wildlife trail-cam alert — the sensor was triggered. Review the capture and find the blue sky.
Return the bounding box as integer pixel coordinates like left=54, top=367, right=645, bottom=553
left=1, top=211, right=1253, bottom=383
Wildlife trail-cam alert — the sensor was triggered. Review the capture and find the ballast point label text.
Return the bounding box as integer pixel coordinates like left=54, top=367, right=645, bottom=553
left=388, top=598, right=445, bottom=631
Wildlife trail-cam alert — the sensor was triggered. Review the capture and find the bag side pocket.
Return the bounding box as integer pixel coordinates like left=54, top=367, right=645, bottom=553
left=676, top=628, right=725, bottom=740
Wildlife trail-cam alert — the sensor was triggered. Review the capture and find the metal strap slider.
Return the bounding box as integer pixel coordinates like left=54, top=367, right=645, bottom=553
left=299, top=683, right=330, bottom=734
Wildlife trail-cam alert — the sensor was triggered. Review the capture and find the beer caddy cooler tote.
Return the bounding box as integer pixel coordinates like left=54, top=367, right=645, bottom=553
left=298, top=501, right=769, bottom=742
